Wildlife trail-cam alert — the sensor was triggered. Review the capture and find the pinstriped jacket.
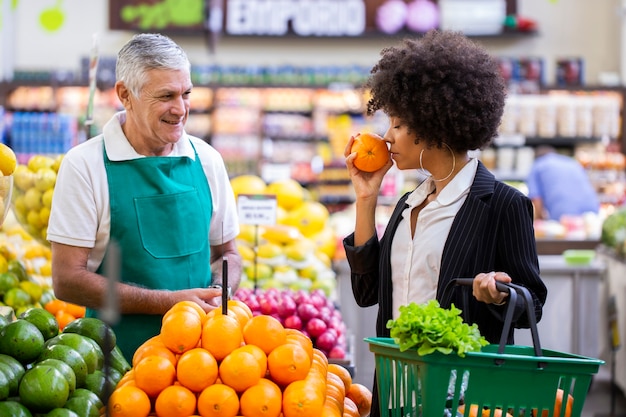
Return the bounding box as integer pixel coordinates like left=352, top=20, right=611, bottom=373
left=343, top=161, right=548, bottom=345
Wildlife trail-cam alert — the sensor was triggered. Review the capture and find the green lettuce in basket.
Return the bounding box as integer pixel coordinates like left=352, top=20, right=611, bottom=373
left=386, top=300, right=488, bottom=357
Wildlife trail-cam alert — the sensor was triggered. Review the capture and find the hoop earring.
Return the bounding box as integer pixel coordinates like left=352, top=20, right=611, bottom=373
left=418, top=149, right=429, bottom=177
left=419, top=143, right=456, bottom=182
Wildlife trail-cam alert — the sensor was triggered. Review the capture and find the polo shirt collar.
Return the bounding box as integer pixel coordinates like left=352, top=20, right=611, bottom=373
left=103, top=111, right=195, bottom=161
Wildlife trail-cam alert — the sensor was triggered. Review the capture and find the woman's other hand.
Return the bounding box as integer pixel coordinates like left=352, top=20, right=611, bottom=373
left=472, top=271, right=512, bottom=305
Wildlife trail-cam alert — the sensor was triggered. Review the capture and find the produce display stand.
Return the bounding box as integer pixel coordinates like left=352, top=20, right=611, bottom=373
left=366, top=279, right=605, bottom=417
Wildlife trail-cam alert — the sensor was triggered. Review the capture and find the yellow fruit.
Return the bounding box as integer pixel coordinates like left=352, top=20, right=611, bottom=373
left=41, top=189, right=54, bottom=208
left=51, top=154, right=64, bottom=173
left=27, top=155, right=54, bottom=173
left=0, top=144, right=17, bottom=176
left=231, top=174, right=267, bottom=202
left=23, top=188, right=42, bottom=211
left=257, top=242, right=283, bottom=260
left=34, top=168, right=56, bottom=192
left=262, top=224, right=303, bottom=245
left=265, top=179, right=304, bottom=211
left=13, top=165, right=35, bottom=191
left=0, top=255, right=8, bottom=274
left=283, top=201, right=329, bottom=237
left=237, top=243, right=255, bottom=262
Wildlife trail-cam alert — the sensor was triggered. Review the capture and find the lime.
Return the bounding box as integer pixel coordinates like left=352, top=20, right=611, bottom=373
left=0, top=271, right=17, bottom=295
left=40, top=288, right=56, bottom=306
left=0, top=319, right=45, bottom=364
left=72, top=387, right=104, bottom=410
left=19, top=365, right=70, bottom=413
left=45, top=409, right=80, bottom=417
left=63, top=317, right=117, bottom=353
left=0, top=365, right=10, bottom=400
left=36, top=358, right=77, bottom=395
left=82, top=336, right=104, bottom=371
left=84, top=369, right=108, bottom=403
left=20, top=307, right=59, bottom=340
left=105, top=365, right=123, bottom=391
left=8, top=259, right=29, bottom=282
left=4, top=287, right=31, bottom=309
left=0, top=353, right=26, bottom=395
left=19, top=281, right=44, bottom=303
left=0, top=400, right=33, bottom=417
left=63, top=395, right=100, bottom=417
left=45, top=333, right=100, bottom=374
left=110, top=344, right=132, bottom=374
left=38, top=343, right=88, bottom=388
left=0, top=314, right=9, bottom=331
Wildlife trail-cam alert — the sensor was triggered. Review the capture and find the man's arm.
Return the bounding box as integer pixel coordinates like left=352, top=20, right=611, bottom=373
left=51, top=242, right=223, bottom=314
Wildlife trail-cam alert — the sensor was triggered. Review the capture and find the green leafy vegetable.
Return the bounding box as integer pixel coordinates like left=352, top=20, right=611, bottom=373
left=386, top=300, right=488, bottom=357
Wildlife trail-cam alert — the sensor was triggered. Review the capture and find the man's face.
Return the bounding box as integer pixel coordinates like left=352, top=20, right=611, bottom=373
left=125, top=68, right=193, bottom=148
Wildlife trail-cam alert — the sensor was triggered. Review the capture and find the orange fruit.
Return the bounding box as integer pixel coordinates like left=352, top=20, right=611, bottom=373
left=326, top=372, right=346, bottom=399
left=343, top=396, right=361, bottom=417
left=327, top=363, right=352, bottom=394
left=285, top=329, right=314, bottom=361
left=267, top=343, right=311, bottom=387
left=132, top=342, right=177, bottom=368
left=237, top=343, right=268, bottom=378
left=197, top=383, right=240, bottom=417
left=228, top=299, right=253, bottom=319
left=133, top=355, right=176, bottom=398
left=160, top=309, right=202, bottom=354
left=282, top=379, right=325, bottom=417
left=239, top=378, right=282, bottom=417
left=350, top=132, right=390, bottom=172
left=176, top=347, right=218, bottom=392
left=154, top=384, right=197, bottom=417
left=346, top=383, right=372, bottom=417
left=207, top=305, right=250, bottom=330
left=540, top=388, right=573, bottom=417
left=108, top=385, right=151, bottom=417
left=321, top=402, right=342, bottom=417
left=219, top=347, right=262, bottom=393
left=168, top=300, right=207, bottom=323
left=242, top=314, right=286, bottom=355
left=55, top=310, right=76, bottom=331
left=201, top=314, right=243, bottom=361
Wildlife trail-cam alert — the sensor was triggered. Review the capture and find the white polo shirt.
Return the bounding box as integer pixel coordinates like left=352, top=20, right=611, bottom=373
left=47, top=111, right=240, bottom=273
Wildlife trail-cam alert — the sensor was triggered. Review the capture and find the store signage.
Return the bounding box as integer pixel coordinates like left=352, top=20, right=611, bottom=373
left=225, top=0, right=366, bottom=36
left=237, top=194, right=277, bottom=226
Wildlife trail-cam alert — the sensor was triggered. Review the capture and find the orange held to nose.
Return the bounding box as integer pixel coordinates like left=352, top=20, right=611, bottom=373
left=350, top=132, right=390, bottom=172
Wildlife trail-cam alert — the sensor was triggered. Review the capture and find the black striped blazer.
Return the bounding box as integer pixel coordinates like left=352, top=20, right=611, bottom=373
left=344, top=161, right=548, bottom=345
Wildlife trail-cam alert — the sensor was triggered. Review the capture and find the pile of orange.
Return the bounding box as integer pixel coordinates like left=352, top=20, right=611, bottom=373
left=105, top=299, right=372, bottom=417
left=43, top=298, right=87, bottom=330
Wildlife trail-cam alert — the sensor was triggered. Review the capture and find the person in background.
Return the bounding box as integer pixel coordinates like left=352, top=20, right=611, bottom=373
left=526, top=145, right=600, bottom=221
left=343, top=30, right=548, bottom=417
left=47, top=33, right=242, bottom=360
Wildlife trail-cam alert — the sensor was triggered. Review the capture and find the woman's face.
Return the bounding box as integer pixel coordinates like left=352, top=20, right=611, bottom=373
left=385, top=117, right=421, bottom=170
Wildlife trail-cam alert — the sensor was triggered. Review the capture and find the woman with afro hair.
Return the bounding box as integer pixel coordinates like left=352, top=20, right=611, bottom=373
left=343, top=30, right=547, bottom=416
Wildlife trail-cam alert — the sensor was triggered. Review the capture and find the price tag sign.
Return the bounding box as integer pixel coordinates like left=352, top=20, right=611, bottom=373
left=237, top=194, right=277, bottom=226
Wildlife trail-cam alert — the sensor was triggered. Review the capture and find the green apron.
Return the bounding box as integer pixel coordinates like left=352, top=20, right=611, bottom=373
left=88, top=141, right=213, bottom=362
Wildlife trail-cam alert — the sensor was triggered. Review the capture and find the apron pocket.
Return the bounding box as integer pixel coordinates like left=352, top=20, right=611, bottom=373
left=135, top=190, right=208, bottom=258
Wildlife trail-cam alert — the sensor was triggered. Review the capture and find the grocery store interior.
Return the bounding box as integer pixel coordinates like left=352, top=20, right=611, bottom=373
left=3, top=0, right=626, bottom=416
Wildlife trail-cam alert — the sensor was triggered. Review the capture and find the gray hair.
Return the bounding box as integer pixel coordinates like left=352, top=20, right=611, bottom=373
left=116, top=33, right=191, bottom=97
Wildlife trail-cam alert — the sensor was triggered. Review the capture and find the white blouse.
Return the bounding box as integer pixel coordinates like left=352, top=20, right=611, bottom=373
left=391, top=158, right=478, bottom=318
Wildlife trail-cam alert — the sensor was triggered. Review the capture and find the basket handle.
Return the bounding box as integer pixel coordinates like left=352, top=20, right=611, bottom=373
left=442, top=278, right=543, bottom=361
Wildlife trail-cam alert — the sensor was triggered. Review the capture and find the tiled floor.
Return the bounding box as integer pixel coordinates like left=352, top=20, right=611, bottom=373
left=583, top=366, right=626, bottom=417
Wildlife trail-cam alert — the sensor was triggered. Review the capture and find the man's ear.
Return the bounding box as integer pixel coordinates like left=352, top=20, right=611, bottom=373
left=116, top=82, right=131, bottom=109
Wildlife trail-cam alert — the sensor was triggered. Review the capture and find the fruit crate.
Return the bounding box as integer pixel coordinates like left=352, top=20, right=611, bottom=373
left=365, top=279, right=605, bottom=417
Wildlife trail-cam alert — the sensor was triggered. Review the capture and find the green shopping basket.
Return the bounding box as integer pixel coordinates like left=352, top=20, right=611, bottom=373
left=365, top=279, right=605, bottom=417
